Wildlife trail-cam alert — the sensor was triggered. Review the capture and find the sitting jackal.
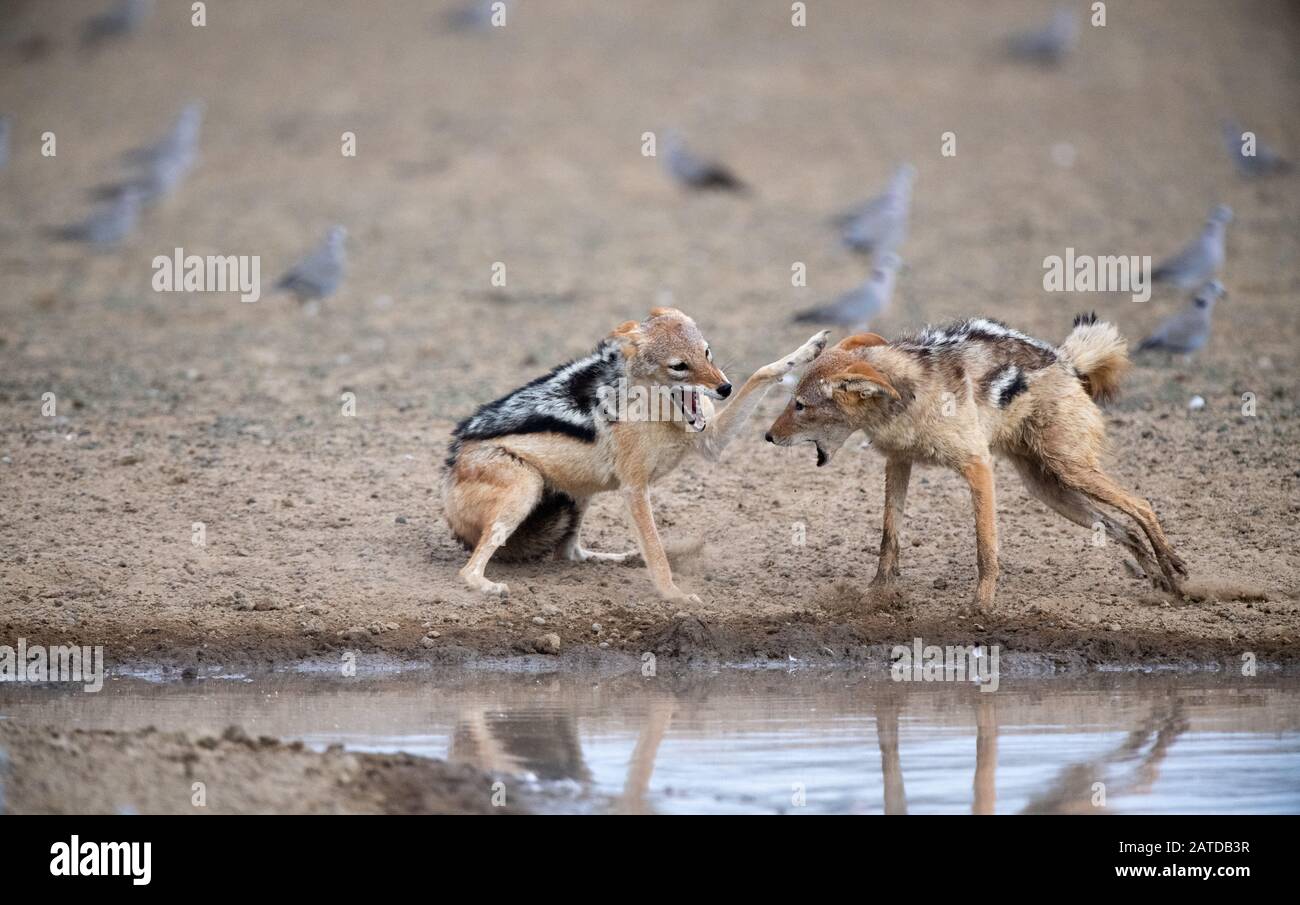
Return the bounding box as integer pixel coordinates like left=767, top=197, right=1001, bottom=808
left=445, top=307, right=827, bottom=602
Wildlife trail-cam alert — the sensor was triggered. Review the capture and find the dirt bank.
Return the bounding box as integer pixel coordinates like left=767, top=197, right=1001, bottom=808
left=0, top=721, right=525, bottom=814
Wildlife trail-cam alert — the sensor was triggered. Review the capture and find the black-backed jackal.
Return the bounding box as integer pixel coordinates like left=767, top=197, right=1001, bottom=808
left=765, top=315, right=1187, bottom=609
left=444, top=307, right=828, bottom=603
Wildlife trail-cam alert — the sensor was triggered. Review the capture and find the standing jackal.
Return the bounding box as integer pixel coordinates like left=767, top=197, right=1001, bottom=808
left=444, top=307, right=828, bottom=603
left=765, top=315, right=1187, bottom=609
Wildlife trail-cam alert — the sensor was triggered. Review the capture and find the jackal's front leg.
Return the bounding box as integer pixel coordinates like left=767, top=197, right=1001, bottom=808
left=872, top=458, right=912, bottom=585
left=696, top=330, right=829, bottom=459
left=961, top=457, right=1000, bottom=610
left=622, top=485, right=699, bottom=604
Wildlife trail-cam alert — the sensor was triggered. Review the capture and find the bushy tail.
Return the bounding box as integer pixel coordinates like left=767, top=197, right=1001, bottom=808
left=1059, top=312, right=1129, bottom=404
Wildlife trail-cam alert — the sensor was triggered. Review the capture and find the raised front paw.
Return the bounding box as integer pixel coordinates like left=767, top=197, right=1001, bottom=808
left=757, top=329, right=830, bottom=379
left=790, top=329, right=831, bottom=366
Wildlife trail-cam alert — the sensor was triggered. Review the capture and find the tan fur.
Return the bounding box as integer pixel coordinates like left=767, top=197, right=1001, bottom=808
left=445, top=312, right=829, bottom=601
left=767, top=319, right=1186, bottom=609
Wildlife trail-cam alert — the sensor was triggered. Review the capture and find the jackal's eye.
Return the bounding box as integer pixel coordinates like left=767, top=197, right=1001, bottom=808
left=667, top=361, right=688, bottom=374
left=705, top=346, right=713, bottom=362
left=794, top=400, right=806, bottom=412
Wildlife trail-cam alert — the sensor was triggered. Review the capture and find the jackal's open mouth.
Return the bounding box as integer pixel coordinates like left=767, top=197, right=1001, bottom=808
left=672, top=386, right=706, bottom=432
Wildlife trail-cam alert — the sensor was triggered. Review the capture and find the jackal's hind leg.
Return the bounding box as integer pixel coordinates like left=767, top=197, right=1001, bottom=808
left=453, top=462, right=544, bottom=598
left=1010, top=456, right=1162, bottom=583
left=1067, top=468, right=1187, bottom=593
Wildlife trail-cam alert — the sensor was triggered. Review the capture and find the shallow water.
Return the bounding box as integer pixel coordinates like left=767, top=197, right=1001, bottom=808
left=4, top=669, right=1298, bottom=814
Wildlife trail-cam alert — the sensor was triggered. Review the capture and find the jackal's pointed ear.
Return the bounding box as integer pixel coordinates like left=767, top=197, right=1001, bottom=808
left=611, top=320, right=644, bottom=355
left=834, top=333, right=887, bottom=352
left=822, top=361, right=900, bottom=400
left=648, top=306, right=686, bottom=320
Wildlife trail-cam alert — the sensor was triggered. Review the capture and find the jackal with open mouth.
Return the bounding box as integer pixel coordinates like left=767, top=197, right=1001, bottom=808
left=445, top=307, right=828, bottom=602
left=765, top=315, right=1187, bottom=609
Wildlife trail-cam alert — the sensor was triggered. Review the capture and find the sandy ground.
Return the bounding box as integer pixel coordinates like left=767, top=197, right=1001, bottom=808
left=1, top=0, right=1298, bottom=673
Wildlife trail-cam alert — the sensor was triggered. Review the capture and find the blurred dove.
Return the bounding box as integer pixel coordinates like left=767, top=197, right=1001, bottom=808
left=51, top=187, right=143, bottom=247
left=89, top=104, right=202, bottom=205
left=1221, top=120, right=1292, bottom=178
left=275, top=226, right=348, bottom=302
left=1137, top=280, right=1224, bottom=355
left=123, top=102, right=204, bottom=169
left=447, top=0, right=507, bottom=30
left=839, top=164, right=913, bottom=255
left=0, top=114, right=10, bottom=170
left=661, top=130, right=747, bottom=192
left=793, top=252, right=901, bottom=328
left=1151, top=204, right=1232, bottom=289
left=82, top=0, right=153, bottom=47
left=95, top=143, right=197, bottom=205
left=140, top=147, right=197, bottom=199
left=1007, top=6, right=1078, bottom=65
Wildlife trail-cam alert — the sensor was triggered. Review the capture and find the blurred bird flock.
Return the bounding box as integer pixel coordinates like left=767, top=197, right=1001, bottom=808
left=7, top=1, right=1289, bottom=351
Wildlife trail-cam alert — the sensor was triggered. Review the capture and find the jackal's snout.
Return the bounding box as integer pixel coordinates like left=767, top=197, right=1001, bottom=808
left=765, top=343, right=895, bottom=467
